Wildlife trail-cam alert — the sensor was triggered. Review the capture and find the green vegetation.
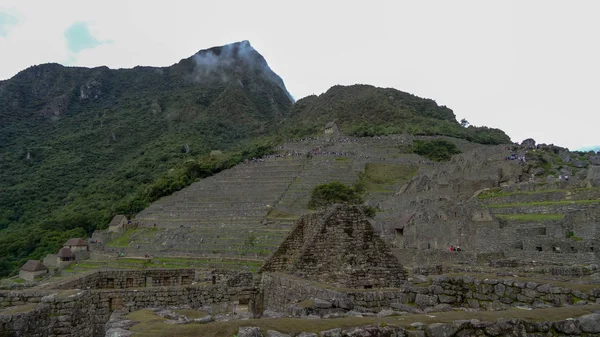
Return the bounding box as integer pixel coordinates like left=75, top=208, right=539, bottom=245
left=494, top=214, right=565, bottom=221
left=357, top=163, right=418, bottom=193
left=487, top=199, right=600, bottom=208
left=285, top=85, right=510, bottom=145
left=308, top=182, right=364, bottom=209
left=0, top=50, right=512, bottom=277
left=411, top=139, right=461, bottom=161
left=477, top=187, right=600, bottom=199
left=107, top=228, right=160, bottom=248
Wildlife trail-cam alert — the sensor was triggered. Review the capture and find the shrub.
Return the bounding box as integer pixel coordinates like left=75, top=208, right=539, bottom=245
left=411, top=139, right=461, bottom=161
left=308, top=182, right=364, bottom=209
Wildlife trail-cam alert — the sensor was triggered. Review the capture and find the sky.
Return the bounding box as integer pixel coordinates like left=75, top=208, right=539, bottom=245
left=0, top=0, right=598, bottom=151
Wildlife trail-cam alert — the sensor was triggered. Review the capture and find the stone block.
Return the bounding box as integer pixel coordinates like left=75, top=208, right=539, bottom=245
left=414, top=294, right=438, bottom=308
left=319, top=328, right=341, bottom=337
left=238, top=327, right=263, bottom=337
left=577, top=313, right=600, bottom=333
left=438, top=295, right=456, bottom=304
left=426, top=323, right=457, bottom=337
left=553, top=320, right=581, bottom=335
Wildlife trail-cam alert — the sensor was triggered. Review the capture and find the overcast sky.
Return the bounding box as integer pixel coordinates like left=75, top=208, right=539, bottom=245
left=0, top=0, right=598, bottom=150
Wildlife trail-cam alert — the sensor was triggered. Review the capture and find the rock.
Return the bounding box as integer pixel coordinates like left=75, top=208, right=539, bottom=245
left=344, top=310, right=364, bottom=317
left=298, top=333, right=318, bottom=337
left=323, top=313, right=342, bottom=319
left=193, top=315, right=213, bottom=324
left=415, top=294, right=438, bottom=308
left=577, top=313, right=600, bottom=333
left=262, top=310, right=286, bottom=319
left=105, top=328, right=134, bottom=337
left=238, top=327, right=263, bottom=337
left=553, top=319, right=581, bottom=335
left=412, top=274, right=429, bottom=283
left=432, top=304, right=453, bottom=312
left=390, top=302, right=424, bottom=314
left=410, top=322, right=425, bottom=329
left=320, top=328, right=342, bottom=337
left=314, top=298, right=333, bottom=309
left=438, top=295, right=456, bottom=304
left=590, top=156, right=600, bottom=166
left=426, top=323, right=457, bottom=337
left=376, top=309, right=396, bottom=317
left=266, top=331, right=291, bottom=337
left=573, top=160, right=589, bottom=168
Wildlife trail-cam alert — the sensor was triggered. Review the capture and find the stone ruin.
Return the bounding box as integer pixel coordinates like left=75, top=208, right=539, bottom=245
left=261, top=204, right=407, bottom=288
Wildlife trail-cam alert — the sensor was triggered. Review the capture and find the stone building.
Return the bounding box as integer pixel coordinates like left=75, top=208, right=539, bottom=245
left=64, top=238, right=88, bottom=252
left=19, top=260, right=48, bottom=281
left=108, top=214, right=128, bottom=233
left=324, top=121, right=339, bottom=136
left=56, top=248, right=75, bottom=267
left=261, top=204, right=407, bottom=288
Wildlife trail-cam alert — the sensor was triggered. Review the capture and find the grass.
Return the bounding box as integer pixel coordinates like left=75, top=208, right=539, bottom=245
left=265, top=209, right=299, bottom=220
left=477, top=187, right=600, bottom=199
left=487, top=199, right=600, bottom=208
left=126, top=305, right=600, bottom=337
left=107, top=227, right=161, bottom=248
left=359, top=163, right=418, bottom=193
left=494, top=214, right=565, bottom=221
left=173, top=309, right=208, bottom=319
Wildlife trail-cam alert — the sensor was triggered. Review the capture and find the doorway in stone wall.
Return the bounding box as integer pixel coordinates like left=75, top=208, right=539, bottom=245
left=126, top=278, right=133, bottom=288
left=109, top=297, right=124, bottom=311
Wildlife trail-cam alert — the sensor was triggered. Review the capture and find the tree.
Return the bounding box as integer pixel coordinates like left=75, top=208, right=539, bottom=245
left=460, top=118, right=470, bottom=128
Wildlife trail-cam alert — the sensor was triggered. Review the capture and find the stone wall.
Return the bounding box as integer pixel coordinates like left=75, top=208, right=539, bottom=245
left=51, top=268, right=197, bottom=289
left=261, top=272, right=600, bottom=314
left=0, top=268, right=258, bottom=337
left=0, top=290, right=48, bottom=308
left=262, top=205, right=407, bottom=288
left=0, top=282, right=258, bottom=337
left=239, top=315, right=600, bottom=337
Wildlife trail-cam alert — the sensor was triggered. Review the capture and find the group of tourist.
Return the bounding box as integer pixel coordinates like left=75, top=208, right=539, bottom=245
left=449, top=245, right=462, bottom=252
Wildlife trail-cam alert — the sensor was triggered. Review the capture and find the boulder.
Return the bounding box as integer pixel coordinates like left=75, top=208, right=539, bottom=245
left=553, top=319, right=581, bottom=335
left=412, top=274, right=429, bottom=283
left=266, top=331, right=292, bottom=337
left=105, top=328, right=134, bottom=337
left=262, top=310, right=286, bottom=319
left=320, top=328, right=342, bottom=337
left=414, top=294, right=438, bottom=308
left=577, top=313, right=600, bottom=333
left=238, top=327, right=263, bottom=337
left=298, top=333, right=318, bottom=337
left=426, top=323, right=457, bottom=337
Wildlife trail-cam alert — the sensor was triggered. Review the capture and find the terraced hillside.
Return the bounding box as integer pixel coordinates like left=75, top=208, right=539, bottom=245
left=380, top=142, right=600, bottom=267
left=476, top=187, right=600, bottom=264
left=102, top=136, right=436, bottom=260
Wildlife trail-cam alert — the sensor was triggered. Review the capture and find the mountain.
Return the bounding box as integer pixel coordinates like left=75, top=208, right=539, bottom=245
left=280, top=84, right=511, bottom=145
left=0, top=41, right=511, bottom=277
left=0, top=41, right=293, bottom=275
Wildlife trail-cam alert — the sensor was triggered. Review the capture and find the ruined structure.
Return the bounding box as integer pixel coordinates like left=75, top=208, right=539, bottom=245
left=19, top=260, right=48, bottom=281
left=261, top=204, right=407, bottom=288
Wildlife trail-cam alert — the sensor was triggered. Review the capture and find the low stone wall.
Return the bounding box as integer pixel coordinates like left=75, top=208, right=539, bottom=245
left=51, top=268, right=197, bottom=289
left=0, top=269, right=259, bottom=337
left=262, top=273, right=600, bottom=314
left=0, top=282, right=259, bottom=337
left=237, top=313, right=600, bottom=336
left=0, top=290, right=49, bottom=308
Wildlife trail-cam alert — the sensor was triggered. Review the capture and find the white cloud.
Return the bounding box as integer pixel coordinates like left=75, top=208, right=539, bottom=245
left=0, top=0, right=599, bottom=150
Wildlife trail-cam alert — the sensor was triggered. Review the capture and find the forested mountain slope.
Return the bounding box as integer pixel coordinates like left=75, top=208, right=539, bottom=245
left=0, top=41, right=511, bottom=276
